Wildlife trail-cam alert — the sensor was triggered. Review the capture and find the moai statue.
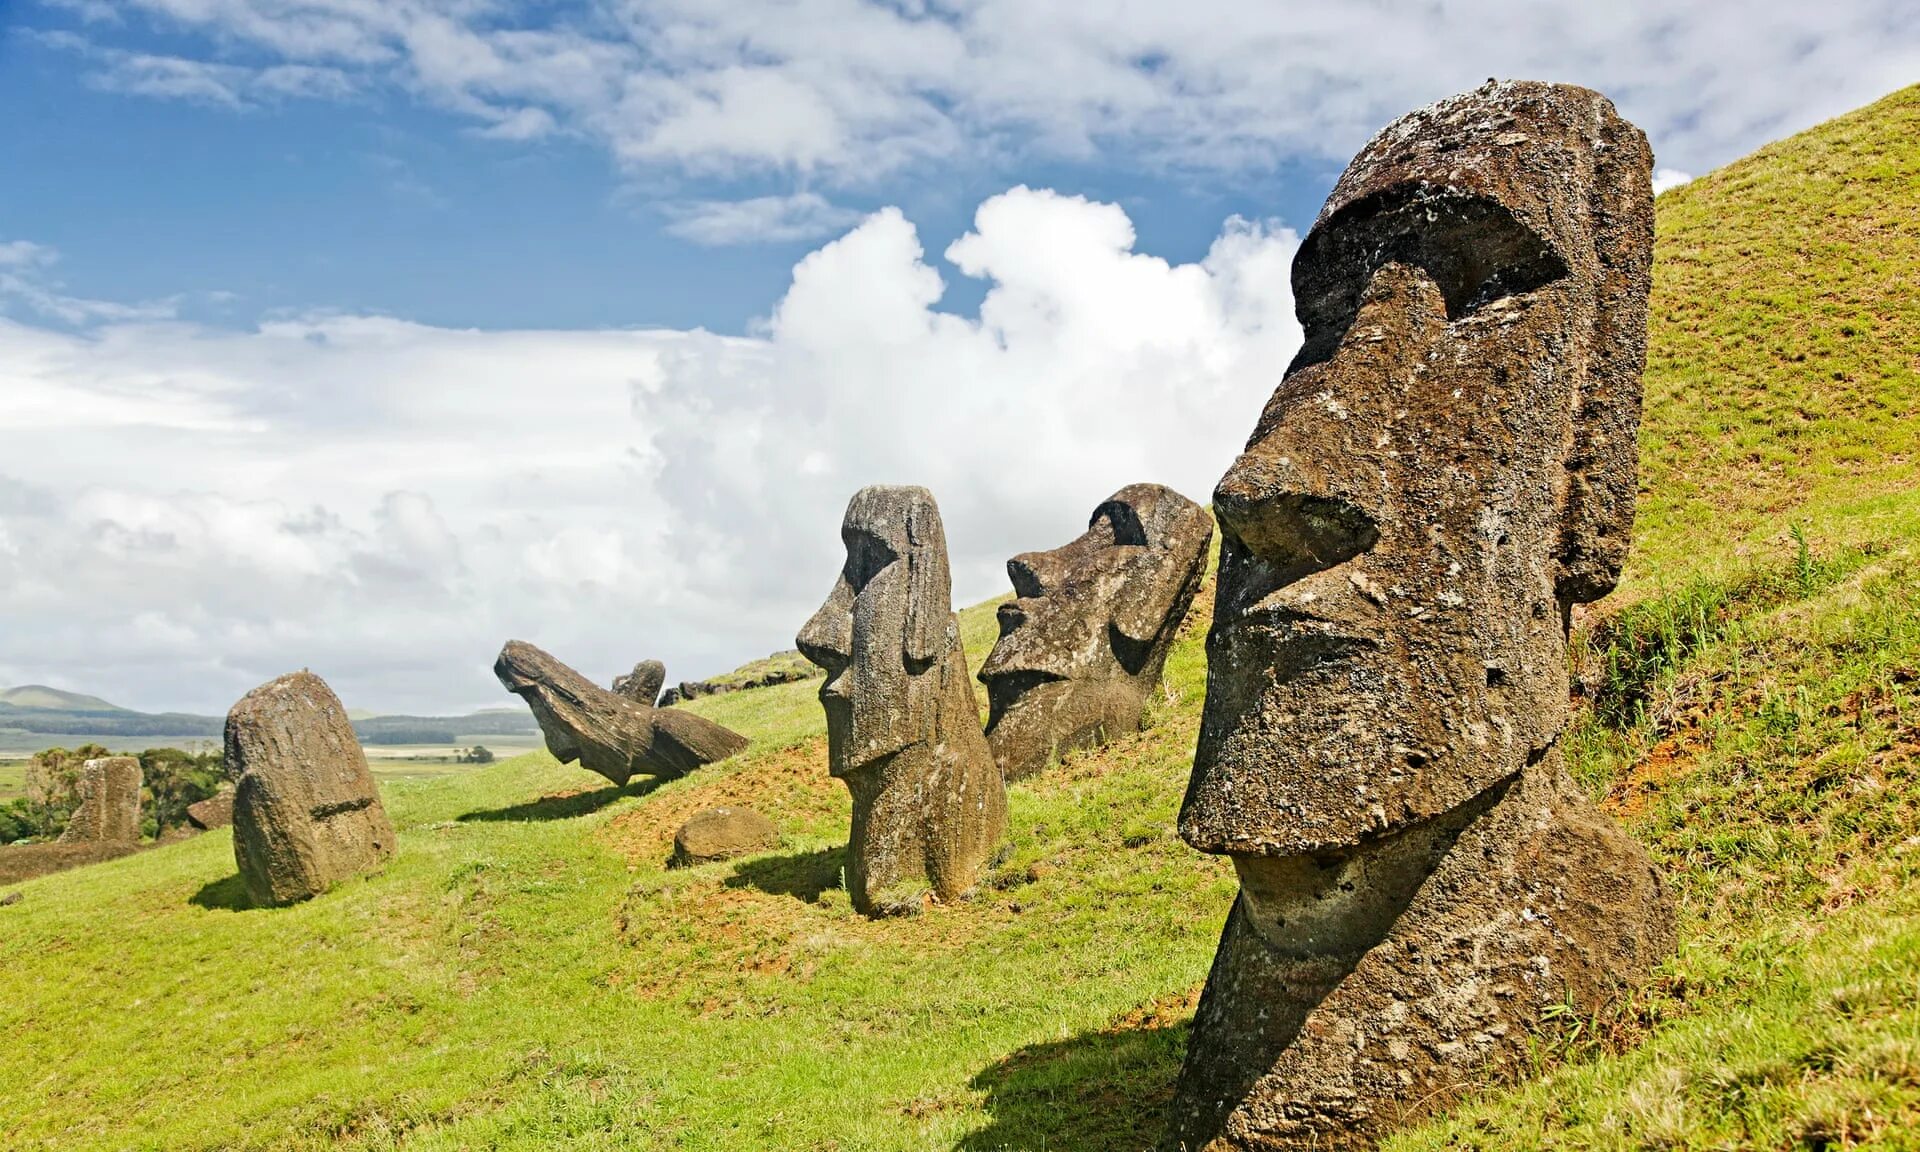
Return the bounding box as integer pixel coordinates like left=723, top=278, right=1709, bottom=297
left=227, top=671, right=396, bottom=907
left=613, top=660, right=668, bottom=706
left=495, top=642, right=748, bottom=785
left=979, top=483, right=1213, bottom=780
left=57, top=757, right=142, bottom=844
left=1165, top=81, right=1676, bottom=1150
left=797, top=485, right=1008, bottom=916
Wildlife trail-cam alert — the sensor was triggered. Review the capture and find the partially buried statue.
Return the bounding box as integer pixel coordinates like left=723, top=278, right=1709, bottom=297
left=495, top=642, right=748, bottom=786
left=979, top=483, right=1213, bottom=780
left=1165, top=80, right=1676, bottom=1150
left=797, top=485, right=1008, bottom=916
left=227, top=671, right=395, bottom=907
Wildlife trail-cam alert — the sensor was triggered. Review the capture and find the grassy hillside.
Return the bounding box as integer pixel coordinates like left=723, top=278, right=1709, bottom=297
left=3, top=87, right=1918, bottom=1151
left=1627, top=84, right=1920, bottom=589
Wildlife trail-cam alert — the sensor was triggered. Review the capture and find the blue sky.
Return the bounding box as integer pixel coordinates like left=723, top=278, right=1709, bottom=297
left=1, top=2, right=1332, bottom=333
left=0, top=1, right=1915, bottom=715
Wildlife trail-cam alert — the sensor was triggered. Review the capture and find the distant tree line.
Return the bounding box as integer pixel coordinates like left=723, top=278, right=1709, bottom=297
left=0, top=745, right=225, bottom=844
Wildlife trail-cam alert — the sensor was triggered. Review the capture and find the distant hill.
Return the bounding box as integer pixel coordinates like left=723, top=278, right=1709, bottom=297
left=0, top=685, right=125, bottom=712
left=0, top=687, right=540, bottom=746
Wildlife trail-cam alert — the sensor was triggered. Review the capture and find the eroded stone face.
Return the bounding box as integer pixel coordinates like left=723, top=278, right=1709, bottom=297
left=495, top=643, right=748, bottom=785
left=797, top=485, right=1008, bottom=916
left=1166, top=80, right=1676, bottom=1151
left=57, top=757, right=142, bottom=844
left=226, top=671, right=395, bottom=907
left=979, top=483, right=1212, bottom=780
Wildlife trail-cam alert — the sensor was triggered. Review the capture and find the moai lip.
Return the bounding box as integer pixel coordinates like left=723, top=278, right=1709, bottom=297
left=979, top=483, right=1212, bottom=781
left=797, top=485, right=1008, bottom=917
left=1164, top=80, right=1677, bottom=1151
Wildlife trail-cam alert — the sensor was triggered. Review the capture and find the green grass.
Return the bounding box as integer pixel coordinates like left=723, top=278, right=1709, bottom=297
left=0, top=758, right=25, bottom=802
left=1626, top=84, right=1920, bottom=590
left=4, top=84, right=1920, bottom=1152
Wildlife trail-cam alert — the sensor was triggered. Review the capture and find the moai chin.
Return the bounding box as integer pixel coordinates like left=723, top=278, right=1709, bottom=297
left=1165, top=80, right=1676, bottom=1150
left=979, top=483, right=1213, bottom=781
left=797, top=485, right=1008, bottom=916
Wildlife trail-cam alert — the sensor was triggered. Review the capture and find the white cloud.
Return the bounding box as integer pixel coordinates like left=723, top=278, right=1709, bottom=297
left=0, top=238, right=180, bottom=326
left=61, top=1, right=1920, bottom=185
left=1652, top=168, right=1696, bottom=194
left=662, top=193, right=864, bottom=246
left=0, top=190, right=1297, bottom=715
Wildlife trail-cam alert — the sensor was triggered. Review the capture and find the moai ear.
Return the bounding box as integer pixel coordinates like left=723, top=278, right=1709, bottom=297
left=1111, top=556, right=1185, bottom=649
left=1557, top=101, right=1655, bottom=608
left=902, top=496, right=953, bottom=666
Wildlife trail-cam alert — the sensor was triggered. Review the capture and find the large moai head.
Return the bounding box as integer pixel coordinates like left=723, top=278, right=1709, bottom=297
left=1165, top=80, right=1665, bottom=1150
left=979, top=483, right=1213, bottom=780
left=1180, top=79, right=1654, bottom=861
left=797, top=485, right=959, bottom=777
left=226, top=671, right=396, bottom=907
left=797, top=485, right=1008, bottom=914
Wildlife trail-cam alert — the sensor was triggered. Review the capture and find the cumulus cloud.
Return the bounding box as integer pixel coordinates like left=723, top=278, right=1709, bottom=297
left=661, top=193, right=863, bottom=246
left=0, top=190, right=1299, bottom=714
left=51, top=0, right=1920, bottom=186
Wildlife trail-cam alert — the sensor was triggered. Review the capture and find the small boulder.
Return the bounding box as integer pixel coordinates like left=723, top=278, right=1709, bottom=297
left=670, top=806, right=779, bottom=867
left=227, top=671, right=396, bottom=907
left=187, top=788, right=235, bottom=831
left=57, top=757, right=142, bottom=844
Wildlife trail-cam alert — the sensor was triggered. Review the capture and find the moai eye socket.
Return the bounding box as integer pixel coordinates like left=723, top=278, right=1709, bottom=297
left=842, top=529, right=898, bottom=594
left=1290, top=188, right=1570, bottom=369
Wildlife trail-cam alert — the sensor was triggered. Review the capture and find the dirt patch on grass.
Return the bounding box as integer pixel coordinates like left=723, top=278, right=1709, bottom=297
left=1105, top=985, right=1204, bottom=1034
left=1606, top=735, right=1701, bottom=817
left=597, top=737, right=847, bottom=866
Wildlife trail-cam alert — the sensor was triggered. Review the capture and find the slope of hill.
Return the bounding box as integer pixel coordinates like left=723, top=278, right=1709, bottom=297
left=0, top=685, right=124, bottom=711
left=1627, top=83, right=1920, bottom=590
left=2, top=86, right=1917, bottom=1151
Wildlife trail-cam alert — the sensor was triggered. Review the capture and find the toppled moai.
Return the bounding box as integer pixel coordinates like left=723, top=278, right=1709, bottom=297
left=797, top=485, right=1008, bottom=916
left=186, top=787, right=235, bottom=831
left=495, top=642, right=748, bottom=786
left=227, top=671, right=396, bottom=907
left=57, top=757, right=142, bottom=844
left=979, top=483, right=1212, bottom=780
left=1165, top=80, right=1676, bottom=1151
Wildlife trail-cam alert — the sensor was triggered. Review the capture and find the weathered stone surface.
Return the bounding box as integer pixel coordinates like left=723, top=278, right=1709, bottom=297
left=979, top=483, right=1212, bottom=780
left=186, top=787, right=235, bottom=831
left=670, top=806, right=780, bottom=867
left=797, top=485, right=1008, bottom=916
left=226, top=671, right=396, bottom=907
left=496, top=642, right=748, bottom=786
left=1166, top=80, right=1675, bottom=1150
left=57, top=757, right=142, bottom=844
left=612, top=660, right=667, bottom=706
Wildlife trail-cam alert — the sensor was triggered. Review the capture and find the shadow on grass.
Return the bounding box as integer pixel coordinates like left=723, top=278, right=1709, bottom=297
left=457, top=777, right=664, bottom=824
left=724, top=846, right=843, bottom=902
left=189, top=873, right=253, bottom=911
left=959, top=1015, right=1187, bottom=1152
